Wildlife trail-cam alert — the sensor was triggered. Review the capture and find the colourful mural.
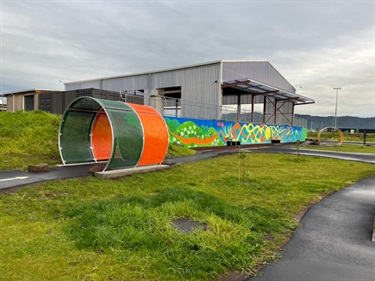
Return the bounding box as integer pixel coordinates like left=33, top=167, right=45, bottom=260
left=164, top=117, right=306, bottom=148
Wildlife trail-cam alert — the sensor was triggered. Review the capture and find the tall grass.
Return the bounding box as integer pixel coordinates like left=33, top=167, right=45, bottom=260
left=0, top=111, right=61, bottom=170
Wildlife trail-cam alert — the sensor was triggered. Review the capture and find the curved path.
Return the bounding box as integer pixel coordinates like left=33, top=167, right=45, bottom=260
left=0, top=165, right=93, bottom=191
left=251, top=145, right=375, bottom=164
left=246, top=145, right=375, bottom=280
left=247, top=175, right=375, bottom=281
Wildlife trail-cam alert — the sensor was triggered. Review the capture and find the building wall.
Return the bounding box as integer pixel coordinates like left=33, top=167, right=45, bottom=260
left=6, top=94, right=24, bottom=111
left=164, top=116, right=305, bottom=148
left=5, top=93, right=41, bottom=112
left=100, top=74, right=151, bottom=92
left=63, top=61, right=307, bottom=123
left=163, top=64, right=221, bottom=119
left=6, top=96, right=13, bottom=111
left=222, top=61, right=295, bottom=93
left=64, top=62, right=298, bottom=120
left=65, top=63, right=222, bottom=119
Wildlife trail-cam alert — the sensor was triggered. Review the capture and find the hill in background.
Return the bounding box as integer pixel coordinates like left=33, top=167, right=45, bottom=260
left=296, top=114, right=375, bottom=131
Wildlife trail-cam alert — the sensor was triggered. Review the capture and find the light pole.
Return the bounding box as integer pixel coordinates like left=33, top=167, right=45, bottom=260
left=333, top=87, right=341, bottom=130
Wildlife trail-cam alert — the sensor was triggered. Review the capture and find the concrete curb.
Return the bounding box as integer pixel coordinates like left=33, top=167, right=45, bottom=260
left=94, top=164, right=170, bottom=179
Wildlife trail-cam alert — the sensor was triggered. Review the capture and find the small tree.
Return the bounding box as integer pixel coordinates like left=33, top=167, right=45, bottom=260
left=296, top=140, right=300, bottom=157
left=238, top=147, right=247, bottom=183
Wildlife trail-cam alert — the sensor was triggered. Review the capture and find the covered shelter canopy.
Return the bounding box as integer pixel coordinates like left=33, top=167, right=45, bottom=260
left=221, top=77, right=315, bottom=125
left=221, top=77, right=314, bottom=105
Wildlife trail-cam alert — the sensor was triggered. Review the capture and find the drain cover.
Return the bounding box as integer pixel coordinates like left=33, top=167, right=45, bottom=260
left=172, top=218, right=207, bottom=234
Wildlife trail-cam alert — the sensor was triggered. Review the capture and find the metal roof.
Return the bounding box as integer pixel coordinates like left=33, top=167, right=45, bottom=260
left=2, top=89, right=61, bottom=97
left=63, top=60, right=272, bottom=85
left=222, top=77, right=315, bottom=105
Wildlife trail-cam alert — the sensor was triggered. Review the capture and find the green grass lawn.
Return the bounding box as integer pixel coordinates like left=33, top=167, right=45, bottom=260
left=1, top=111, right=374, bottom=280
left=1, top=153, right=374, bottom=280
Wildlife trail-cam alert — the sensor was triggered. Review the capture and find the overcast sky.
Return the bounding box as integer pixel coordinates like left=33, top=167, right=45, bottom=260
left=1, top=0, right=374, bottom=117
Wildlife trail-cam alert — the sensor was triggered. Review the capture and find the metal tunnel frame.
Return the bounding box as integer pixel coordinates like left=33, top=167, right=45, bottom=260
left=58, top=97, right=169, bottom=171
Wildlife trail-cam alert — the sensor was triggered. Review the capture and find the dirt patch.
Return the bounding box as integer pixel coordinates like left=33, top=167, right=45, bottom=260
left=88, top=163, right=107, bottom=173
left=28, top=163, right=50, bottom=172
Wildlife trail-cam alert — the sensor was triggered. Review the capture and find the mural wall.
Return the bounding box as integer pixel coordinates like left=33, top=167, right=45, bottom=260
left=164, top=116, right=307, bottom=148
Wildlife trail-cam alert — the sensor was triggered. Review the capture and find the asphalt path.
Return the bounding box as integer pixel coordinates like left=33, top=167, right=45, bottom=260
left=247, top=175, right=375, bottom=281
left=251, top=145, right=375, bottom=164
left=0, top=164, right=93, bottom=191
left=1, top=146, right=374, bottom=191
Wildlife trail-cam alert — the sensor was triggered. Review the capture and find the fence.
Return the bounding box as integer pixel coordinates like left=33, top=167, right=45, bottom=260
left=120, top=91, right=307, bottom=128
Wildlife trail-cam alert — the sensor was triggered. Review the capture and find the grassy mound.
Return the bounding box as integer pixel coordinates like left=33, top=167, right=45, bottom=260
left=0, top=111, right=61, bottom=170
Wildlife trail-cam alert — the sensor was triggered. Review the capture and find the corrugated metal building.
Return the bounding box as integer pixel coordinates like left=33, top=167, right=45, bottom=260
left=2, top=88, right=121, bottom=114
left=65, top=60, right=314, bottom=125
left=39, top=88, right=121, bottom=115
left=3, top=61, right=314, bottom=127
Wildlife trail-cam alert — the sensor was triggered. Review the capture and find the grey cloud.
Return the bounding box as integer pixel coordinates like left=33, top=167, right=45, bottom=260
left=1, top=0, right=373, bottom=116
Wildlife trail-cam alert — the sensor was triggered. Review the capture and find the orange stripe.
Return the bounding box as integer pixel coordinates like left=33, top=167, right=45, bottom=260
left=92, top=112, right=112, bottom=160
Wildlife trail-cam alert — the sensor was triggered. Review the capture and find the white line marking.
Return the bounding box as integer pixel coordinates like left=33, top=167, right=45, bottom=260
left=0, top=176, right=29, bottom=182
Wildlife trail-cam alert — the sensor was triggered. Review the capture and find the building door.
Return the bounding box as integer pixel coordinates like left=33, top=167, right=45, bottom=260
left=24, top=95, right=34, bottom=111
